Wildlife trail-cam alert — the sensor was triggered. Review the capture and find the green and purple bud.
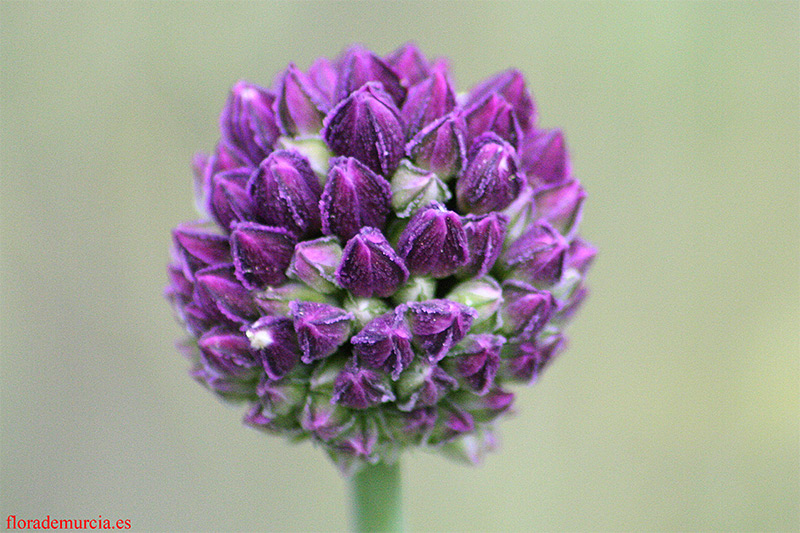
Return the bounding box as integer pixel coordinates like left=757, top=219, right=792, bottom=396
left=167, top=43, right=594, bottom=472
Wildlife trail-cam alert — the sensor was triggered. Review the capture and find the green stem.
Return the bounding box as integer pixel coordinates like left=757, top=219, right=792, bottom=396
left=349, top=461, right=404, bottom=532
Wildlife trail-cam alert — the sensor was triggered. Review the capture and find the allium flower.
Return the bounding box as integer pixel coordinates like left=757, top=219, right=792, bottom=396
left=166, top=43, right=595, bottom=475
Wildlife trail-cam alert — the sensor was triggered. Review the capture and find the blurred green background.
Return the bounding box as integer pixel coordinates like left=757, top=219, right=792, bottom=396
left=2, top=1, right=797, bottom=531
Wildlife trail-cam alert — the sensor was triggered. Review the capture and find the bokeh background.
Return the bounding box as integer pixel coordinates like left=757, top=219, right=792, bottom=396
left=2, top=1, right=797, bottom=531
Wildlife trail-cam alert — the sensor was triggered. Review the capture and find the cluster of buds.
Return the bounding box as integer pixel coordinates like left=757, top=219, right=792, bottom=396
left=166, top=44, right=595, bottom=473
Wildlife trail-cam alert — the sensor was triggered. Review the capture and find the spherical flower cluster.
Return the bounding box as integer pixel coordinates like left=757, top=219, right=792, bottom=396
left=165, top=43, right=595, bottom=473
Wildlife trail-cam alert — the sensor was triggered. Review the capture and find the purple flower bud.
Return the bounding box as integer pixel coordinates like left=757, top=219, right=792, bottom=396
left=396, top=203, right=470, bottom=278
left=400, top=407, right=438, bottom=441
left=190, top=364, right=257, bottom=400
left=429, top=403, right=475, bottom=444
left=502, top=333, right=565, bottom=384
left=439, top=427, right=498, bottom=465
left=165, top=264, right=193, bottom=311
left=400, top=64, right=456, bottom=138
left=307, top=57, right=338, bottom=107
left=247, top=149, right=323, bottom=238
left=455, top=387, right=515, bottom=423
left=335, top=45, right=406, bottom=106
left=332, top=359, right=396, bottom=409
left=502, top=221, right=568, bottom=283
left=320, top=157, right=392, bottom=241
left=403, top=299, right=477, bottom=362
left=447, top=334, right=504, bottom=395
left=289, top=301, right=353, bottom=364
left=198, top=328, right=260, bottom=380
left=287, top=236, right=342, bottom=294
left=534, top=179, right=586, bottom=238
left=336, top=227, right=409, bottom=298
left=194, top=264, right=258, bottom=324
left=456, top=133, right=523, bottom=215
left=220, top=81, right=280, bottom=165
left=565, top=237, right=597, bottom=275
left=332, top=417, right=380, bottom=468
left=351, top=311, right=414, bottom=379
left=230, top=222, right=296, bottom=290
left=206, top=169, right=253, bottom=231
left=390, top=160, right=451, bottom=218
left=256, top=376, right=308, bottom=418
left=301, top=393, right=355, bottom=441
left=172, top=222, right=231, bottom=280
left=396, top=360, right=458, bottom=411
left=405, top=112, right=467, bottom=180
left=274, top=63, right=328, bottom=137
left=446, top=277, right=504, bottom=333
left=322, top=83, right=406, bottom=177
left=500, top=280, right=555, bottom=342
left=464, top=94, right=522, bottom=148
left=385, top=42, right=431, bottom=87
left=520, top=128, right=571, bottom=186
left=459, top=213, right=509, bottom=279
left=465, top=68, right=536, bottom=132
left=247, top=316, right=300, bottom=380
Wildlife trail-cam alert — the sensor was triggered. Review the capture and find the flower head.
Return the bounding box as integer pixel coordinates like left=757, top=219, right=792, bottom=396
left=167, top=43, right=594, bottom=473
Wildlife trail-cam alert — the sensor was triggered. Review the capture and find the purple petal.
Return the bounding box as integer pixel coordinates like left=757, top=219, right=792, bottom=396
left=565, top=237, right=597, bottom=274
left=230, top=222, right=297, bottom=290
left=520, top=128, right=571, bottom=186
left=465, top=68, right=536, bottom=131
left=396, top=203, right=470, bottom=278
left=247, top=149, right=323, bottom=238
left=336, top=228, right=409, bottom=298
left=207, top=169, right=253, bottom=230
left=198, top=328, right=259, bottom=378
left=247, top=316, right=301, bottom=381
left=322, top=82, right=405, bottom=177
left=464, top=94, right=522, bottom=148
left=172, top=222, right=231, bottom=280
left=385, top=42, right=432, bottom=87
left=220, top=80, right=280, bottom=165
left=449, top=334, right=504, bottom=395
left=194, top=264, right=258, bottom=324
left=403, top=299, right=477, bottom=362
left=332, top=359, right=396, bottom=409
left=307, top=57, right=338, bottom=107
left=274, top=63, right=328, bottom=136
left=500, top=280, right=555, bottom=342
left=503, top=334, right=565, bottom=384
left=287, top=236, right=343, bottom=293
left=534, top=178, right=586, bottom=238
left=400, top=64, right=456, bottom=138
left=457, top=133, right=523, bottom=214
left=289, top=301, right=353, bottom=364
left=351, top=310, right=414, bottom=379
left=459, top=212, right=508, bottom=279
left=320, top=156, right=392, bottom=241
left=405, top=111, right=467, bottom=180
left=502, top=221, right=568, bottom=283
left=335, top=45, right=406, bottom=106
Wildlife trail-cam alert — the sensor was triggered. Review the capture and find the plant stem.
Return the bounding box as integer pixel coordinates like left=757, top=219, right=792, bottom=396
left=349, top=461, right=404, bottom=532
